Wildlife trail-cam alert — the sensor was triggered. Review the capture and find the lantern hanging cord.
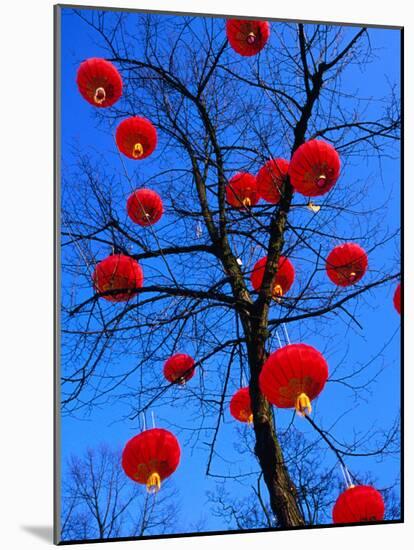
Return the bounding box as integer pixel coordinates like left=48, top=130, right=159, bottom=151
left=339, top=462, right=354, bottom=489
left=282, top=323, right=291, bottom=345
left=276, top=330, right=283, bottom=349
left=141, top=412, right=147, bottom=432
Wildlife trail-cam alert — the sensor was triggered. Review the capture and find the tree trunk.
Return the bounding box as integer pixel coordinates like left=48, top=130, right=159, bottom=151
left=245, top=316, right=305, bottom=528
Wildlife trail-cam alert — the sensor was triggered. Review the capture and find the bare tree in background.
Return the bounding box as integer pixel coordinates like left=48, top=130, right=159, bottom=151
left=61, top=11, right=401, bottom=530
left=61, top=446, right=179, bottom=541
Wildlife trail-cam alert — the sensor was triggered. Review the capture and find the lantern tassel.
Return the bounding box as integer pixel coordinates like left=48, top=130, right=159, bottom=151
left=348, top=271, right=357, bottom=282
left=133, top=143, right=144, bottom=158
left=94, top=86, right=106, bottom=104
left=307, top=201, right=321, bottom=213
left=316, top=174, right=327, bottom=188
left=247, top=413, right=253, bottom=424
left=146, top=472, right=161, bottom=494
left=246, top=31, right=256, bottom=44
left=242, top=197, right=251, bottom=208
left=272, top=284, right=283, bottom=301
left=177, top=376, right=186, bottom=388
left=295, top=392, right=312, bottom=416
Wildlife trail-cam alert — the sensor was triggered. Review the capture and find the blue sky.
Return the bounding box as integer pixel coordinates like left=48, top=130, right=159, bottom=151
left=59, top=7, right=401, bottom=538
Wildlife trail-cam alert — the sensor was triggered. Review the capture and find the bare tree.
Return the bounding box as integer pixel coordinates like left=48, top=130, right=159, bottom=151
left=61, top=445, right=179, bottom=541
left=60, top=10, right=401, bottom=530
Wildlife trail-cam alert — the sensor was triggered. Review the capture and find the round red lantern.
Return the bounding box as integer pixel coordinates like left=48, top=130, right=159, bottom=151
left=127, top=189, right=164, bottom=226
left=259, top=343, right=328, bottom=415
left=92, top=254, right=143, bottom=302
left=163, top=354, right=196, bottom=385
left=250, top=256, right=295, bottom=298
left=326, top=243, right=368, bottom=287
left=393, top=283, right=401, bottom=314
left=122, top=428, right=181, bottom=493
left=115, top=117, right=157, bottom=160
left=226, top=172, right=259, bottom=209
left=256, top=158, right=289, bottom=204
left=230, top=387, right=253, bottom=423
left=289, top=140, right=340, bottom=197
left=226, top=19, right=270, bottom=56
left=333, top=485, right=385, bottom=524
left=76, top=58, right=123, bottom=108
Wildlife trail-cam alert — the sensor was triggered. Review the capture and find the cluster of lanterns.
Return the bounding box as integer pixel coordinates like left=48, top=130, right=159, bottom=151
left=76, top=17, right=400, bottom=524
left=225, top=139, right=340, bottom=210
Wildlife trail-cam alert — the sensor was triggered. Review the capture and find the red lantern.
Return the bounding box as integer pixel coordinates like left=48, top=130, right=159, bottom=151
left=127, top=189, right=164, bottom=226
left=163, top=354, right=195, bottom=385
left=393, top=283, right=401, bottom=314
left=326, top=243, right=368, bottom=287
left=289, top=140, right=340, bottom=197
left=256, top=158, right=289, bottom=204
left=230, top=387, right=253, bottom=423
left=92, top=254, right=143, bottom=302
left=333, top=485, right=385, bottom=524
left=250, top=256, right=295, bottom=298
left=226, top=172, right=259, bottom=209
left=116, top=117, right=157, bottom=160
left=76, top=58, right=123, bottom=108
left=259, top=343, right=328, bottom=415
left=226, top=19, right=270, bottom=56
left=122, top=428, right=181, bottom=493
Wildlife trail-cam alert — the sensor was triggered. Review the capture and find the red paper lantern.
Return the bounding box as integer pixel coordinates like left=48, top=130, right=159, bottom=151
left=257, top=158, right=289, bottom=204
left=259, top=343, right=328, bottom=415
left=76, top=58, right=123, bottom=108
left=333, top=485, right=385, bottom=524
left=226, top=19, right=270, bottom=56
left=289, top=140, right=340, bottom=197
left=92, top=254, right=143, bottom=302
left=127, top=189, right=164, bottom=226
left=163, top=354, right=196, bottom=385
left=230, top=387, right=253, bottom=423
left=116, top=117, right=157, bottom=160
left=226, top=172, right=259, bottom=209
left=393, top=283, right=401, bottom=314
left=250, top=256, right=295, bottom=298
left=122, top=428, right=181, bottom=493
left=326, top=243, right=368, bottom=287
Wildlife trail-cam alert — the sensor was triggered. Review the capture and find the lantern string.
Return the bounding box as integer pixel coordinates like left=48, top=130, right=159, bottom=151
left=151, top=411, right=156, bottom=429
left=282, top=323, right=291, bottom=345
left=339, top=462, right=349, bottom=487
left=141, top=412, right=146, bottom=432
left=276, top=331, right=283, bottom=349
left=345, top=465, right=354, bottom=487
left=114, top=133, right=181, bottom=289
